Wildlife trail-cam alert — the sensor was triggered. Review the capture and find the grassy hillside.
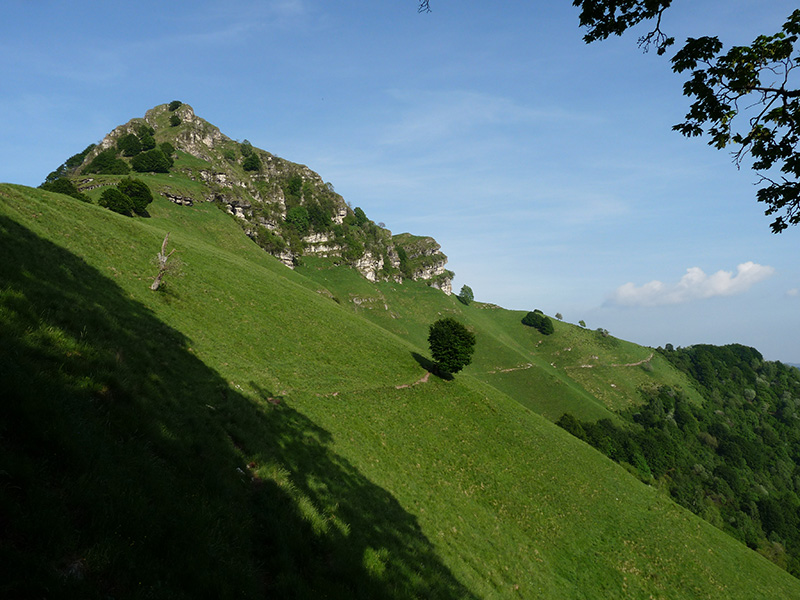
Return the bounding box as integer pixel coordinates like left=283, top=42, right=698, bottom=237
left=297, top=256, right=705, bottom=421
left=2, top=183, right=799, bottom=598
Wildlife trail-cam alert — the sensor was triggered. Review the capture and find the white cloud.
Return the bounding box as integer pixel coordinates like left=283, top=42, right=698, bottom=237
left=788, top=288, right=799, bottom=297
left=608, top=262, right=775, bottom=307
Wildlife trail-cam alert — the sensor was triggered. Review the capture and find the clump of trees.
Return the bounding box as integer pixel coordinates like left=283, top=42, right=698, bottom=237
left=522, top=310, right=554, bottom=335
left=98, top=177, right=154, bottom=216
left=132, top=148, right=173, bottom=173
left=39, top=177, right=90, bottom=203
left=558, top=343, right=800, bottom=576
left=84, top=148, right=130, bottom=175
left=428, top=317, right=476, bottom=376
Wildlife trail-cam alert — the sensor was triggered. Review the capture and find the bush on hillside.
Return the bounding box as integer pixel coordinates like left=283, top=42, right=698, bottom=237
left=117, top=133, right=143, bottom=157
left=39, top=178, right=90, bottom=202
left=169, top=114, right=181, bottom=127
left=132, top=149, right=172, bottom=173
left=159, top=142, right=174, bottom=158
left=168, top=100, right=182, bottom=111
left=84, top=148, right=130, bottom=175
left=117, top=177, right=154, bottom=216
left=285, top=206, right=310, bottom=235
left=99, top=187, right=133, bottom=215
left=64, top=144, right=96, bottom=169
left=354, top=207, right=369, bottom=226
left=428, top=317, right=476, bottom=375
left=242, top=153, right=261, bottom=171
left=522, top=311, right=554, bottom=335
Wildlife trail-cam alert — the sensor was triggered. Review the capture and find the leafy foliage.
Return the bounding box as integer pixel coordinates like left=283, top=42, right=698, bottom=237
left=428, top=317, right=476, bottom=375
left=559, top=343, right=800, bottom=576
left=569, top=2, right=800, bottom=233
left=39, top=178, right=89, bottom=203
left=285, top=205, right=310, bottom=235
left=169, top=114, right=181, bottom=127
left=242, top=153, right=261, bottom=171
left=117, top=133, right=142, bottom=157
left=521, top=310, right=554, bottom=335
left=354, top=206, right=369, bottom=226
left=84, top=148, right=130, bottom=175
left=117, top=177, right=154, bottom=216
left=159, top=142, right=174, bottom=158
left=99, top=187, right=133, bottom=215
left=168, top=100, right=182, bottom=111
left=64, top=144, right=96, bottom=170
left=457, top=284, right=474, bottom=305
left=131, top=148, right=172, bottom=173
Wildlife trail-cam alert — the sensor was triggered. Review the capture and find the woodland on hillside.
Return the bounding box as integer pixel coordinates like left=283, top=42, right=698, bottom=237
left=559, top=344, right=800, bottom=575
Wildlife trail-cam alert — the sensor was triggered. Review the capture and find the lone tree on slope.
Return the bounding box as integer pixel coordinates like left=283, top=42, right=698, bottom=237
left=457, top=284, right=474, bottom=305
left=428, top=317, right=476, bottom=376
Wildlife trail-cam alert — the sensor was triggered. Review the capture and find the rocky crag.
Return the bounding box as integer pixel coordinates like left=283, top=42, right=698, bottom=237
left=48, top=102, right=453, bottom=291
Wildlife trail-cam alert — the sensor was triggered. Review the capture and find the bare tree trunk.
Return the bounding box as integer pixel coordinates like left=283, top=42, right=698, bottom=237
left=150, top=233, right=175, bottom=291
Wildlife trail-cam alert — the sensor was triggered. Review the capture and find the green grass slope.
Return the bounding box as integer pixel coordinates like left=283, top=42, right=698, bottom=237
left=297, top=256, right=705, bottom=421
left=2, top=184, right=798, bottom=599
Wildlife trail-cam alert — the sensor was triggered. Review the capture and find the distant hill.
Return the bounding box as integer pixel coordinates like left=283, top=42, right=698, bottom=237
left=1, top=103, right=799, bottom=598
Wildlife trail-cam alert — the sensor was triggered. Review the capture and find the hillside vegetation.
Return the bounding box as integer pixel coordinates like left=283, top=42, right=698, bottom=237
left=2, top=183, right=799, bottom=598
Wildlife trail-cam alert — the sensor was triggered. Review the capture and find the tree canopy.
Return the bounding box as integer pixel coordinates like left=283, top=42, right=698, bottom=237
left=457, top=284, right=474, bottom=305
left=419, top=2, right=800, bottom=233
left=428, top=317, right=476, bottom=375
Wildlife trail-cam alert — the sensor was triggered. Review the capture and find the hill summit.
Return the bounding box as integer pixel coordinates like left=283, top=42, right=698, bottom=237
left=46, top=101, right=454, bottom=292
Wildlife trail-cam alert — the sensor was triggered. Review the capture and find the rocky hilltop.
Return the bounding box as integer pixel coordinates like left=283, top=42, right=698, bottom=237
left=48, top=102, right=453, bottom=292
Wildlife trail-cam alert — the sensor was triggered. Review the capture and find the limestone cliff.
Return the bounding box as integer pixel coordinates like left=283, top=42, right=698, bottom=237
left=53, top=102, right=453, bottom=292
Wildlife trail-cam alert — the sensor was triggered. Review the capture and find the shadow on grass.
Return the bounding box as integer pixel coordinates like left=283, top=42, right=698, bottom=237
left=411, top=351, right=454, bottom=381
left=0, top=216, right=475, bottom=600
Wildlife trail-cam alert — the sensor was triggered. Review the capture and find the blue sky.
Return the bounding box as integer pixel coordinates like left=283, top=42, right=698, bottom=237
left=2, top=0, right=799, bottom=362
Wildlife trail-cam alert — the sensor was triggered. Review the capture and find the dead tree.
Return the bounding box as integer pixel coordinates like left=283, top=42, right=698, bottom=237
left=150, top=233, right=176, bottom=291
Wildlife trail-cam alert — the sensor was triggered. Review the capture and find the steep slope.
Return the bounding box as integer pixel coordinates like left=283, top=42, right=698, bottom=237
left=2, top=184, right=799, bottom=598
left=297, top=256, right=705, bottom=422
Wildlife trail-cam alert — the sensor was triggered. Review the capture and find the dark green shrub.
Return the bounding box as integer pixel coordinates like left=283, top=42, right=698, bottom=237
left=39, top=178, right=90, bottom=202
left=64, top=144, right=96, bottom=169
left=284, top=175, right=302, bottom=206
left=43, top=165, right=67, bottom=184
left=242, top=153, right=261, bottom=171
left=168, top=100, right=182, bottom=111
left=354, top=207, right=368, bottom=226
left=117, top=177, right=154, bottom=216
left=132, top=149, right=172, bottom=173
left=428, top=317, right=476, bottom=375
left=159, top=142, right=174, bottom=158
left=522, top=311, right=554, bottom=335
left=117, top=133, right=142, bottom=157
left=239, top=140, right=254, bottom=157
left=169, top=114, right=181, bottom=127
left=285, top=206, right=310, bottom=235
left=139, top=133, right=156, bottom=151
left=84, top=148, right=130, bottom=175
left=255, top=225, right=286, bottom=254
left=99, top=187, right=132, bottom=215
left=306, top=200, right=330, bottom=232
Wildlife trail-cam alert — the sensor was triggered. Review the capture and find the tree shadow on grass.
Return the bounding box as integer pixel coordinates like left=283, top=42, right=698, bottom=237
left=0, top=216, right=475, bottom=600
left=411, top=351, right=454, bottom=381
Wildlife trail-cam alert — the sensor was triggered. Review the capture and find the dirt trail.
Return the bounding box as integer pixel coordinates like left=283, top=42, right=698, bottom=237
left=564, top=352, right=654, bottom=370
